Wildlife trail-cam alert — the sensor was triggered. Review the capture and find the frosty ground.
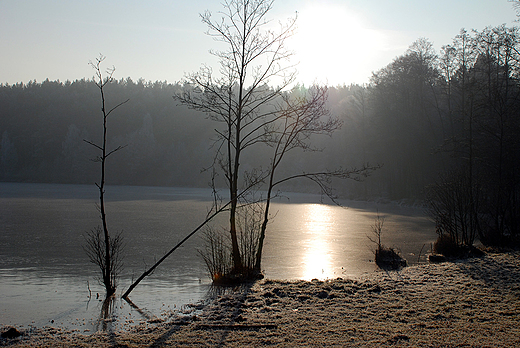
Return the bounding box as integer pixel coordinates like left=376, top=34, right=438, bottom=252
left=2, top=251, right=519, bottom=347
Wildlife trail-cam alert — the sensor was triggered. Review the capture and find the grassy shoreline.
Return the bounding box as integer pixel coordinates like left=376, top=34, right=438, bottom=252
left=3, top=252, right=519, bottom=347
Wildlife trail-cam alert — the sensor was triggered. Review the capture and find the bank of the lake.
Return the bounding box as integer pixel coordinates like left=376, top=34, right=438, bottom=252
left=4, top=251, right=519, bottom=347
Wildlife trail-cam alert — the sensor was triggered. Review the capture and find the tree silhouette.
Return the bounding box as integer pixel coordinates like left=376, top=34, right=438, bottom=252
left=84, top=55, right=128, bottom=297
left=176, top=0, right=297, bottom=275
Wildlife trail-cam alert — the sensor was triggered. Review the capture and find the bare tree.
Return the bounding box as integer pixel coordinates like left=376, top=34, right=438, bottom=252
left=84, top=55, right=128, bottom=297
left=366, top=212, right=406, bottom=269
left=367, top=213, right=385, bottom=252
left=177, top=0, right=377, bottom=280
left=426, top=169, right=480, bottom=250
left=176, top=0, right=297, bottom=275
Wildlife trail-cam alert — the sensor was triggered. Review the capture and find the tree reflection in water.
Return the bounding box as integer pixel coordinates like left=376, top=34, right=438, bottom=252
left=96, top=296, right=116, bottom=332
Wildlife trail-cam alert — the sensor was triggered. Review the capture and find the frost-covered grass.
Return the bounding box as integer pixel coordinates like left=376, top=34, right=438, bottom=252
left=3, top=252, right=520, bottom=347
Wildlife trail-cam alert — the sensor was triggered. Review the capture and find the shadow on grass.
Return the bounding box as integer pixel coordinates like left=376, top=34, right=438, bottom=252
left=146, top=281, right=261, bottom=347
left=456, top=251, right=520, bottom=290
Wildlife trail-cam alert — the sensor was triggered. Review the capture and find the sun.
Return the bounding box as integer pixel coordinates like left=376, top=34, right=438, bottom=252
left=290, top=3, right=386, bottom=86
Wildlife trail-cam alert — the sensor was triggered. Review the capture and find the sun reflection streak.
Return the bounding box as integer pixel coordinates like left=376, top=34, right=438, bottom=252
left=301, top=204, right=334, bottom=280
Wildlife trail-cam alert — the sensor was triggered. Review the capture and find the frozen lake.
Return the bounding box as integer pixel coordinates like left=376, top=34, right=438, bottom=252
left=0, top=183, right=436, bottom=332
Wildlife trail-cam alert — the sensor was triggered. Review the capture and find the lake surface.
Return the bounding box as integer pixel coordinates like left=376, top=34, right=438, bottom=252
left=0, top=183, right=436, bottom=332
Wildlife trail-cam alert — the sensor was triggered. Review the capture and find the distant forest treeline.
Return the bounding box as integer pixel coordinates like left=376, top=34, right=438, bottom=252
left=1, top=25, right=520, bottom=202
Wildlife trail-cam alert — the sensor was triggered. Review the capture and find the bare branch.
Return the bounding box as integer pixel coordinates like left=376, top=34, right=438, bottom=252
left=106, top=99, right=130, bottom=118
left=106, top=144, right=128, bottom=158
left=83, top=139, right=103, bottom=151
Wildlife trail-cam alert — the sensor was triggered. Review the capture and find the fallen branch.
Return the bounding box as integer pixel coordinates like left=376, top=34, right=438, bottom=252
left=122, top=199, right=234, bottom=300
left=124, top=296, right=159, bottom=321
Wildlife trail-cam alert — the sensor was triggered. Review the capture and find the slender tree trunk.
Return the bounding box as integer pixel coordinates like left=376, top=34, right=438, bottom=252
left=229, top=25, right=248, bottom=273
left=84, top=55, right=128, bottom=298
left=229, top=188, right=242, bottom=271
left=254, top=183, right=272, bottom=271
left=99, top=83, right=115, bottom=297
left=229, top=91, right=243, bottom=272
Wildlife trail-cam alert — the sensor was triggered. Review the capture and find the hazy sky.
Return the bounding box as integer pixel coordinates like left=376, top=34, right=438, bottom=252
left=0, top=0, right=517, bottom=87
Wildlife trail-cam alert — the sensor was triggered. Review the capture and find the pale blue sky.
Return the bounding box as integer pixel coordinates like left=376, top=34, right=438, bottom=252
left=0, top=0, right=517, bottom=86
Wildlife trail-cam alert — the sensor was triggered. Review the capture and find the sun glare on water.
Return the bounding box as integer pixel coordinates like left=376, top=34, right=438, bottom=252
left=290, top=3, right=386, bottom=86
left=301, top=204, right=335, bottom=280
